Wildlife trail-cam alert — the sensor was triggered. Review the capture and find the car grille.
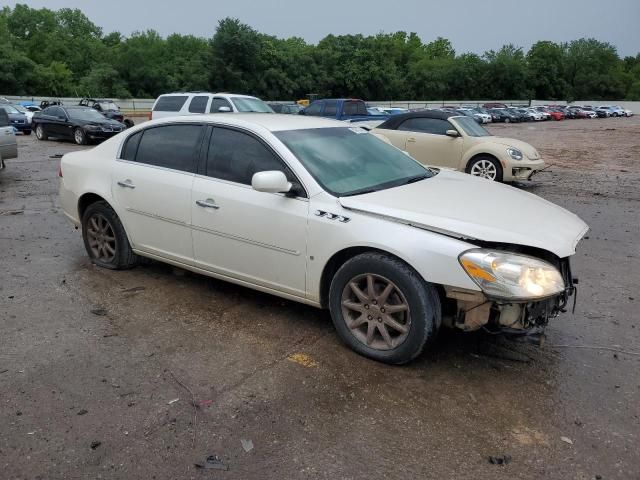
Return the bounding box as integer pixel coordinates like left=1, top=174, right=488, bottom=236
left=11, top=119, right=25, bottom=124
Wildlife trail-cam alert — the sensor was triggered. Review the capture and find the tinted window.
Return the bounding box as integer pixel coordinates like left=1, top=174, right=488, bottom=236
left=304, top=103, right=322, bottom=116
left=398, top=118, right=451, bottom=135
left=121, top=131, right=142, bottom=161
left=206, top=128, right=294, bottom=186
left=0, top=109, right=8, bottom=127
left=211, top=98, right=232, bottom=113
left=135, top=124, right=203, bottom=173
left=48, top=107, right=64, bottom=118
left=324, top=100, right=337, bottom=116
left=188, top=96, right=208, bottom=113
left=269, top=104, right=283, bottom=113
left=342, top=101, right=367, bottom=116
left=153, top=95, right=188, bottom=112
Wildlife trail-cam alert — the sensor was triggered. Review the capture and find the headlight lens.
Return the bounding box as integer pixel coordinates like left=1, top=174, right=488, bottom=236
left=459, top=249, right=565, bottom=300
left=506, top=147, right=523, bottom=160
left=85, top=124, right=99, bottom=131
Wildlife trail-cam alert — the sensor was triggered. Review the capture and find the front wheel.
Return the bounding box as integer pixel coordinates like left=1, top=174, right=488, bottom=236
left=81, top=201, right=138, bottom=270
left=466, top=156, right=503, bottom=182
left=74, top=127, right=87, bottom=145
left=504, top=117, right=510, bottom=123
left=329, top=252, right=441, bottom=364
left=35, top=124, right=48, bottom=141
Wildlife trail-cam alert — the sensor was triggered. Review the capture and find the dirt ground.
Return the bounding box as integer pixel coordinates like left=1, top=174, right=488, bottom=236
left=1, top=117, right=639, bottom=480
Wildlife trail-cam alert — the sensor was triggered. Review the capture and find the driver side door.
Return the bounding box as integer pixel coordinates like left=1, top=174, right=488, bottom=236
left=191, top=126, right=308, bottom=298
left=399, top=118, right=463, bottom=169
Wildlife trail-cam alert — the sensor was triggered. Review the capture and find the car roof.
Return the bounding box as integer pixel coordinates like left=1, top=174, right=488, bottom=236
left=377, top=110, right=456, bottom=129
left=158, top=92, right=258, bottom=99
left=140, top=113, right=347, bottom=132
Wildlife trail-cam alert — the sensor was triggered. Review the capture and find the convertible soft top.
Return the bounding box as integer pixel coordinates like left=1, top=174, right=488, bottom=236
left=377, top=110, right=457, bottom=129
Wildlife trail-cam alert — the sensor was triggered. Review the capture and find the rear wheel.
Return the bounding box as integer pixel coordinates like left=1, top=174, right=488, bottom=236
left=329, top=252, right=441, bottom=364
left=504, top=117, right=510, bottom=123
left=35, top=124, right=48, bottom=141
left=81, top=201, right=138, bottom=270
left=467, top=156, right=503, bottom=182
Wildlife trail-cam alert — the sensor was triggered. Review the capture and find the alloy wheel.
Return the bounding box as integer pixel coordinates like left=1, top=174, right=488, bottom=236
left=74, top=129, right=84, bottom=144
left=470, top=159, right=497, bottom=180
left=341, top=273, right=411, bottom=351
left=86, top=213, right=117, bottom=263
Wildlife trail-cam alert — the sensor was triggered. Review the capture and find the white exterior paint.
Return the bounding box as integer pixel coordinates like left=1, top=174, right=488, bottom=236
left=59, top=114, right=588, bottom=308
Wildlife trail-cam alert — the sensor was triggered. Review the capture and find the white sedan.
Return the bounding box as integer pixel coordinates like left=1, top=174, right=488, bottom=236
left=59, top=115, right=588, bottom=364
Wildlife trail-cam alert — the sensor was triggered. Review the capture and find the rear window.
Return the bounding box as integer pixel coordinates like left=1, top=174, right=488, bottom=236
left=153, top=95, right=189, bottom=112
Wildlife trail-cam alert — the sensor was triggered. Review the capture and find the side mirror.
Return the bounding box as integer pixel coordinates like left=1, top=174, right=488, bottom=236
left=445, top=129, right=460, bottom=138
left=218, top=106, right=231, bottom=113
left=252, top=171, right=292, bottom=194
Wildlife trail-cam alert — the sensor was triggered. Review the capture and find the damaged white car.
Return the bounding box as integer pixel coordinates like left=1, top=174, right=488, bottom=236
left=59, top=115, right=588, bottom=364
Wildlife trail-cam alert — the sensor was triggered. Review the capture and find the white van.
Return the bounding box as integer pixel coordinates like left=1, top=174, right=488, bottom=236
left=150, top=92, right=274, bottom=120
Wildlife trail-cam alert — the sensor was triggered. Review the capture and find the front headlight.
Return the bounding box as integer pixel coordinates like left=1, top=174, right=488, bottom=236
left=506, top=147, right=523, bottom=160
left=459, top=249, right=565, bottom=300
left=84, top=124, right=100, bottom=131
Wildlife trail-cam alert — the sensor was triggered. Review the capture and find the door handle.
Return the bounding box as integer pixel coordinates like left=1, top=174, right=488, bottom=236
left=407, top=137, right=416, bottom=143
left=117, top=180, right=136, bottom=189
left=196, top=199, right=220, bottom=209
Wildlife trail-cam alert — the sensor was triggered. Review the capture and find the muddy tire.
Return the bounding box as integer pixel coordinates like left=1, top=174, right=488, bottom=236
left=35, top=124, right=48, bottom=141
left=81, top=201, right=138, bottom=270
left=329, top=252, right=441, bottom=364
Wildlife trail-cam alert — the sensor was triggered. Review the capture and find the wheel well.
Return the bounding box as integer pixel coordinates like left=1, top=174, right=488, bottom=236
left=318, top=246, right=442, bottom=309
left=466, top=153, right=501, bottom=172
left=78, top=193, right=106, bottom=220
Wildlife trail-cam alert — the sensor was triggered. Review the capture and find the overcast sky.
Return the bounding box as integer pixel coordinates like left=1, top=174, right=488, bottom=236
left=6, top=0, right=640, bottom=57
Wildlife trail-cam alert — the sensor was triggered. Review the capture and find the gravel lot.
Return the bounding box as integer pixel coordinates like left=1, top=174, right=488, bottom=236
left=1, top=117, right=639, bottom=479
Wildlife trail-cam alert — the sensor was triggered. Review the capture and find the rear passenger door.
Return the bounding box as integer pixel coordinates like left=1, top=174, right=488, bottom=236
left=112, top=124, right=205, bottom=264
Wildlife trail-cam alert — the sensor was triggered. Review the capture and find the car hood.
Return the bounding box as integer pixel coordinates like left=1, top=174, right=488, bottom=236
left=489, top=137, right=540, bottom=159
left=338, top=170, right=588, bottom=258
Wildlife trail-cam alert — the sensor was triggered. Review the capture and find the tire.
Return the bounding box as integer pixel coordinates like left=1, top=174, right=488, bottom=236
left=329, top=252, right=441, bottom=364
left=23, top=130, right=31, bottom=136
left=81, top=201, right=138, bottom=270
left=35, top=124, right=48, bottom=141
left=504, top=117, right=510, bottom=123
left=124, top=119, right=134, bottom=128
left=466, top=156, right=503, bottom=182
left=74, top=127, right=88, bottom=145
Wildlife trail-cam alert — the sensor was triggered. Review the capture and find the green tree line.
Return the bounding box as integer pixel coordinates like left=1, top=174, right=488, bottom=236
left=2, top=4, right=640, bottom=101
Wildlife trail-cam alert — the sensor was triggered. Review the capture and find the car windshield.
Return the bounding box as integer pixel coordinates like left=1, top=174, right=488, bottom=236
left=231, top=97, right=274, bottom=113
left=1, top=105, right=20, bottom=114
left=98, top=102, right=118, bottom=110
left=67, top=108, right=107, bottom=121
left=455, top=116, right=491, bottom=137
left=276, top=127, right=432, bottom=197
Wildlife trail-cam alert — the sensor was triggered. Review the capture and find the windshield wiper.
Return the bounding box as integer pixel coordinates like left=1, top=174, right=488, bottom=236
left=401, top=173, right=430, bottom=185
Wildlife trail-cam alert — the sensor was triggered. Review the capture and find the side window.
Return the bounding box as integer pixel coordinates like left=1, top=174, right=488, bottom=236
left=134, top=124, right=203, bottom=173
left=210, top=98, right=232, bottom=113
left=153, top=95, right=188, bottom=112
left=49, top=107, right=63, bottom=118
left=304, top=102, right=322, bottom=116
left=398, top=118, right=451, bottom=135
left=121, top=131, right=143, bottom=161
left=206, top=128, right=296, bottom=187
left=188, top=96, right=208, bottom=113
left=342, top=101, right=367, bottom=116
left=323, top=100, right=337, bottom=116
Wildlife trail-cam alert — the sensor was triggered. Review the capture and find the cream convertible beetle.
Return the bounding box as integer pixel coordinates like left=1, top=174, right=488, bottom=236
left=59, top=114, right=588, bottom=364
